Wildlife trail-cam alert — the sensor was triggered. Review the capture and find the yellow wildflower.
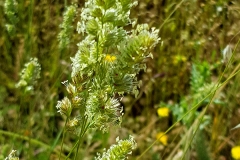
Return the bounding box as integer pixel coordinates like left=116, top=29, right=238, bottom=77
left=157, top=107, right=169, bottom=117
left=105, top=54, right=116, bottom=62
left=173, top=55, right=187, bottom=65
left=231, top=146, right=240, bottom=159
left=156, top=132, right=168, bottom=146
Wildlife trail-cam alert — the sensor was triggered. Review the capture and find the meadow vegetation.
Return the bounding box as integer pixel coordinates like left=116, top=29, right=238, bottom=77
left=1, top=0, right=240, bottom=159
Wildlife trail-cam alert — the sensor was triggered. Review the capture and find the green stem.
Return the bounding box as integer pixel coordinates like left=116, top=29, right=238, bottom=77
left=0, top=129, right=66, bottom=158
left=66, top=124, right=90, bottom=160
left=74, top=117, right=86, bottom=159
left=72, top=116, right=90, bottom=160
left=137, top=63, right=240, bottom=159
left=26, top=0, right=34, bottom=58
left=159, top=0, right=185, bottom=32
left=65, top=139, right=80, bottom=160
left=59, top=117, right=69, bottom=160
left=64, top=0, right=67, bottom=8
left=180, top=38, right=240, bottom=159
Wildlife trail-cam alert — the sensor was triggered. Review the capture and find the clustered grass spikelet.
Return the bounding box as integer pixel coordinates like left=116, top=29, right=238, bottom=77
left=95, top=136, right=137, bottom=160
left=16, top=58, right=41, bottom=92
left=58, top=5, right=77, bottom=49
left=4, top=0, right=19, bottom=36
left=56, top=97, right=72, bottom=117
left=4, top=150, right=19, bottom=160
left=57, top=0, right=160, bottom=157
left=57, top=0, right=160, bottom=132
left=66, top=117, right=80, bottom=132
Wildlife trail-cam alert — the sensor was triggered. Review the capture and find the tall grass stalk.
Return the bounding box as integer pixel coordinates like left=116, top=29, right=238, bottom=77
left=56, top=0, right=160, bottom=159
left=181, top=38, right=240, bottom=159
left=137, top=38, right=240, bottom=159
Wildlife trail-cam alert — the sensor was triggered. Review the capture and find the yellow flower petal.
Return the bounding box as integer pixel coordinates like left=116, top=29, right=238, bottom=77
left=156, top=132, right=168, bottom=146
left=157, top=107, right=169, bottom=117
left=105, top=54, right=116, bottom=62
left=232, top=146, right=240, bottom=159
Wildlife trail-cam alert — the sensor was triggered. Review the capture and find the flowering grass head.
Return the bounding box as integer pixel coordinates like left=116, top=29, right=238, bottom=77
left=5, top=150, right=19, bottom=160
left=56, top=97, right=72, bottom=117
left=16, top=58, right=41, bottom=93
left=58, top=5, right=77, bottom=49
left=57, top=0, right=160, bottom=133
left=4, top=0, right=19, bottom=36
left=95, top=136, right=137, bottom=160
left=56, top=0, right=160, bottom=157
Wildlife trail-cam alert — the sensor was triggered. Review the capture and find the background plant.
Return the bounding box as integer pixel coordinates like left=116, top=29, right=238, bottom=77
left=1, top=0, right=240, bottom=159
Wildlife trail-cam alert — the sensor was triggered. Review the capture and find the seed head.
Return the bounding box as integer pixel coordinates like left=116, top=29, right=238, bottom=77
left=56, top=97, right=72, bottom=117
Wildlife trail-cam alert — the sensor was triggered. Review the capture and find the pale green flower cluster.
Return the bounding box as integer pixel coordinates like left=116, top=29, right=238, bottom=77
left=58, top=5, right=77, bottom=49
left=4, top=0, right=19, bottom=36
left=4, top=150, right=19, bottom=160
left=95, top=136, right=137, bottom=160
left=57, top=0, right=160, bottom=132
left=55, top=0, right=160, bottom=158
left=16, top=58, right=41, bottom=92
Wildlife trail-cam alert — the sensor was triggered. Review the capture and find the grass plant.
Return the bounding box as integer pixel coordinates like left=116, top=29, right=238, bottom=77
left=1, top=0, right=240, bottom=160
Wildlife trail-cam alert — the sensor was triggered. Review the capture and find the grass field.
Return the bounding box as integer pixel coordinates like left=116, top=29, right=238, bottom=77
left=1, top=0, right=240, bottom=159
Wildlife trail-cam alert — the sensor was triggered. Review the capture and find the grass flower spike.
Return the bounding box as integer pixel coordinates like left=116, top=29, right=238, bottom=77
left=61, top=0, right=160, bottom=132
left=56, top=97, right=72, bottom=117
left=16, top=58, right=41, bottom=92
left=2, top=0, right=239, bottom=159
left=95, top=136, right=137, bottom=160
left=4, top=150, right=19, bottom=160
left=58, top=5, right=77, bottom=49
left=56, top=0, right=159, bottom=157
left=4, top=0, right=19, bottom=36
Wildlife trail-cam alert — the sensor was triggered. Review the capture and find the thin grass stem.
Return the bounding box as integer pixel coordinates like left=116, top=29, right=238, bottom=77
left=180, top=38, right=240, bottom=159
left=59, top=117, right=69, bottom=160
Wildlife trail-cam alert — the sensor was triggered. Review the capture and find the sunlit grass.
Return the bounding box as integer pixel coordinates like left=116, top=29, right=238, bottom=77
left=1, top=0, right=240, bottom=159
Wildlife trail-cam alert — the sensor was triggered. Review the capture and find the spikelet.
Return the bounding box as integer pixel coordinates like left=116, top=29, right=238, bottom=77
left=58, top=0, right=160, bottom=132
left=4, top=150, right=19, bottom=160
left=16, top=58, right=41, bottom=92
left=4, top=0, right=19, bottom=36
left=95, top=136, right=137, bottom=160
left=58, top=5, right=77, bottom=49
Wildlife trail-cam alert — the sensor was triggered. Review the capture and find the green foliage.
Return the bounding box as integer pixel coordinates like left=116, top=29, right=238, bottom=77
left=190, top=61, right=211, bottom=93
left=195, top=131, right=211, bottom=160
left=163, top=61, right=215, bottom=127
